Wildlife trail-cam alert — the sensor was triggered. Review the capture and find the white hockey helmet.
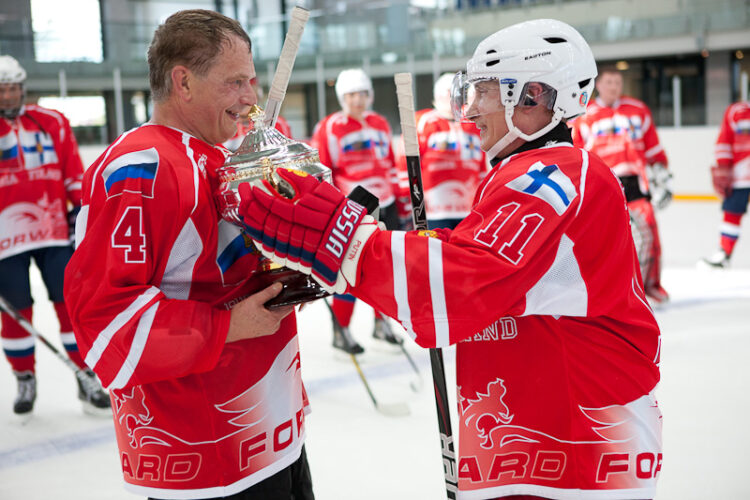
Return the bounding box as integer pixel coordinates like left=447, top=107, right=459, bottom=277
left=451, top=19, right=597, bottom=158
left=0, top=55, right=26, bottom=84
left=335, top=68, right=373, bottom=107
left=433, top=72, right=455, bottom=119
left=0, top=55, right=27, bottom=119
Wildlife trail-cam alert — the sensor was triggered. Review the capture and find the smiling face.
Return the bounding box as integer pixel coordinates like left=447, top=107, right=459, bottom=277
left=179, top=35, right=257, bottom=144
left=466, top=80, right=506, bottom=153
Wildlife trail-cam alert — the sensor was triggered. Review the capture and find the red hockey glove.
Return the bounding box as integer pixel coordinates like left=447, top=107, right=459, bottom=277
left=711, top=164, right=733, bottom=198
left=238, top=169, right=381, bottom=294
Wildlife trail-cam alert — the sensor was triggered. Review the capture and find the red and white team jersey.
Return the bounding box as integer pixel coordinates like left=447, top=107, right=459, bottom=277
left=571, top=97, right=668, bottom=193
left=64, top=124, right=309, bottom=499
left=353, top=139, right=662, bottom=499
left=395, top=109, right=487, bottom=220
left=223, top=115, right=293, bottom=151
left=715, top=100, right=750, bottom=188
left=311, top=110, right=399, bottom=205
left=0, top=104, right=83, bottom=259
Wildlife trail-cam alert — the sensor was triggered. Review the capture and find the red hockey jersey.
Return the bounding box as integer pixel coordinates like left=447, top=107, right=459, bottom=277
left=64, top=124, right=309, bottom=498
left=311, top=110, right=399, bottom=205
left=715, top=100, right=750, bottom=188
left=395, top=109, right=487, bottom=220
left=353, top=141, right=662, bottom=499
left=571, top=96, right=668, bottom=193
left=0, top=104, right=83, bottom=259
left=223, top=115, right=293, bottom=151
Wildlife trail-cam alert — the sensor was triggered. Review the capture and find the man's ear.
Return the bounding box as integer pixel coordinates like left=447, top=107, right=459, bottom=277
left=170, top=65, right=192, bottom=101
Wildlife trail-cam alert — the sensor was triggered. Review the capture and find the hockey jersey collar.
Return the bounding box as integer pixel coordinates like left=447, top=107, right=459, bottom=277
left=489, top=121, right=573, bottom=168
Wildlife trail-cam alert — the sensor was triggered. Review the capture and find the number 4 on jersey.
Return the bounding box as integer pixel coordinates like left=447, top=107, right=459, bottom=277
left=112, top=206, right=146, bottom=263
left=474, top=201, right=544, bottom=265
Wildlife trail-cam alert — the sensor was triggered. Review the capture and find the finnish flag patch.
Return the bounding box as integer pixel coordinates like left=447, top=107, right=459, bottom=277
left=506, top=161, right=577, bottom=215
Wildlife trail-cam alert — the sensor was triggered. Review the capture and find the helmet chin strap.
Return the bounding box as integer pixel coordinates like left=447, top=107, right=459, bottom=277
left=485, top=105, right=565, bottom=160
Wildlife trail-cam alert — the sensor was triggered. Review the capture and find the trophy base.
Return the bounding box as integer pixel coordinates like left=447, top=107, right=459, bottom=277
left=260, top=267, right=331, bottom=309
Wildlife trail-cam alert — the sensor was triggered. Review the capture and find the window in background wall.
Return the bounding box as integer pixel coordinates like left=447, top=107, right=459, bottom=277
left=37, top=95, right=107, bottom=144
left=31, top=0, right=103, bottom=62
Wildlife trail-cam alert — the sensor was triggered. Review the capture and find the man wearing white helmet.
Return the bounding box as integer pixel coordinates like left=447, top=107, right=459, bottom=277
left=0, top=55, right=110, bottom=417
left=240, top=19, right=662, bottom=499
left=395, top=72, right=487, bottom=230
left=311, top=68, right=404, bottom=354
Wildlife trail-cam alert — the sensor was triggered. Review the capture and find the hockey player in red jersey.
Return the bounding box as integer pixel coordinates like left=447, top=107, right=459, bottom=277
left=63, top=10, right=314, bottom=499
left=0, top=55, right=109, bottom=416
left=310, top=68, right=403, bottom=354
left=570, top=68, right=672, bottom=304
left=395, top=73, right=487, bottom=230
left=223, top=77, right=293, bottom=151
left=239, top=19, right=662, bottom=500
left=701, top=100, right=750, bottom=268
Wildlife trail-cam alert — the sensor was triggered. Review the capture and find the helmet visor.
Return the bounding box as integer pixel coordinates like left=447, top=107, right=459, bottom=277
left=450, top=72, right=503, bottom=122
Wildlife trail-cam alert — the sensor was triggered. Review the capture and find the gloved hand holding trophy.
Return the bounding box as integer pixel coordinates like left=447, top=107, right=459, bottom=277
left=215, top=104, right=336, bottom=309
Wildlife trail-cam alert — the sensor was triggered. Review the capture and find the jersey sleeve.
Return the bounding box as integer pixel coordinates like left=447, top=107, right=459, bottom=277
left=353, top=159, right=583, bottom=348
left=311, top=118, right=333, bottom=169
left=640, top=106, right=668, bottom=166
left=57, top=113, right=84, bottom=207
left=64, top=149, right=229, bottom=390
left=715, top=105, right=735, bottom=168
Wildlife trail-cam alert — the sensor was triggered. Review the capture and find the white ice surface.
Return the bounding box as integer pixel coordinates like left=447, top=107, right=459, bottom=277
left=0, top=199, right=748, bottom=500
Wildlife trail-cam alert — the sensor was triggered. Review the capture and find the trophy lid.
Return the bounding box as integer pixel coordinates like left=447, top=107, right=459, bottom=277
left=224, top=104, right=320, bottom=168
left=215, top=104, right=331, bottom=224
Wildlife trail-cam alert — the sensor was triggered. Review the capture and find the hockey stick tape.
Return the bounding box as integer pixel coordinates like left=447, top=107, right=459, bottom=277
left=395, top=73, right=418, bottom=157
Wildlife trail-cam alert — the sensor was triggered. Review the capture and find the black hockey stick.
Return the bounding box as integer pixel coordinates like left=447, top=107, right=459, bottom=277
left=395, top=72, right=458, bottom=499
left=322, top=298, right=410, bottom=417
left=0, top=294, right=103, bottom=398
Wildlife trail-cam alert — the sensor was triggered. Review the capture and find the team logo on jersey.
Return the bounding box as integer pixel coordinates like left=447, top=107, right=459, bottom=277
left=102, top=147, right=159, bottom=198
left=506, top=161, right=577, bottom=215
left=340, top=129, right=390, bottom=158
left=460, top=378, right=514, bottom=449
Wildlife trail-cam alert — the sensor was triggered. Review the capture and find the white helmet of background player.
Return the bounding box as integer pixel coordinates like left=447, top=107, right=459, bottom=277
left=0, top=55, right=27, bottom=119
left=433, top=72, right=455, bottom=119
left=335, top=68, right=373, bottom=110
left=451, top=19, right=597, bottom=159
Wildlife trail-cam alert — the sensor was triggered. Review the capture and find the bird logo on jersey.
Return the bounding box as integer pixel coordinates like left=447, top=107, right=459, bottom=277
left=506, top=161, right=577, bottom=215
left=101, top=147, right=159, bottom=199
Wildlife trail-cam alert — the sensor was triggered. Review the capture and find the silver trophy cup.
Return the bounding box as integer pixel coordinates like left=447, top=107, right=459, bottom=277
left=215, top=105, right=333, bottom=308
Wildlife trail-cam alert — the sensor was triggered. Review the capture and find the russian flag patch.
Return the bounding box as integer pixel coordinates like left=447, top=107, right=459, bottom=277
left=102, top=148, right=159, bottom=198
left=506, top=161, right=577, bottom=215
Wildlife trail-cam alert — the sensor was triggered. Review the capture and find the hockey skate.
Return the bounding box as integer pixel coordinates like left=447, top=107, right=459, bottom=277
left=77, top=369, right=111, bottom=416
left=13, top=372, right=36, bottom=416
left=372, top=318, right=403, bottom=346
left=332, top=323, right=364, bottom=355
left=700, top=250, right=730, bottom=269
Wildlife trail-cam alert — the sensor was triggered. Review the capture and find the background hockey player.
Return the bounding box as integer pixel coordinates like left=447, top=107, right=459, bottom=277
left=701, top=99, right=750, bottom=268
left=238, top=18, right=662, bottom=499
left=0, top=54, right=109, bottom=417
left=63, top=10, right=314, bottom=499
left=570, top=67, right=672, bottom=304
left=394, top=72, right=487, bottom=230
left=310, top=68, right=403, bottom=354
left=223, top=76, right=293, bottom=151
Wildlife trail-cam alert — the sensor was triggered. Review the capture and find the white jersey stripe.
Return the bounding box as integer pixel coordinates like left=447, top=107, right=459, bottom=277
left=428, top=237, right=450, bottom=347
left=108, top=302, right=158, bottom=390
left=392, top=232, right=416, bottom=341
left=85, top=286, right=161, bottom=369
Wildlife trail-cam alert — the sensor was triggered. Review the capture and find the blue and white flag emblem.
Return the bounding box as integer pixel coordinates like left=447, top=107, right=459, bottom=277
left=506, top=161, right=577, bottom=215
